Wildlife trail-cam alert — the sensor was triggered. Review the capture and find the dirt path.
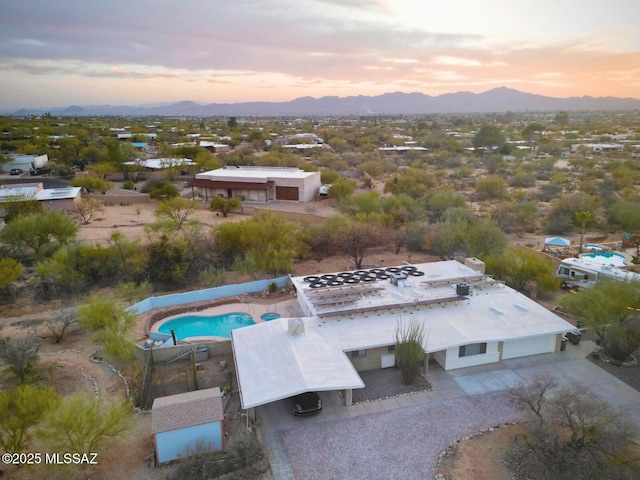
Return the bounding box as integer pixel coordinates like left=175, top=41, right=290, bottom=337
left=437, top=424, right=525, bottom=480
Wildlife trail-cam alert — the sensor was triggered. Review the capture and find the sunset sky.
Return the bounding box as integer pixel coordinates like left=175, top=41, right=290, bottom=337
left=1, top=0, right=640, bottom=109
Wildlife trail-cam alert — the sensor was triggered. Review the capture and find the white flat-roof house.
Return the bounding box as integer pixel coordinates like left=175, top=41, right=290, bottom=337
left=190, top=166, right=321, bottom=203
left=374, top=146, right=429, bottom=156
left=232, top=259, right=575, bottom=409
left=571, top=143, right=625, bottom=154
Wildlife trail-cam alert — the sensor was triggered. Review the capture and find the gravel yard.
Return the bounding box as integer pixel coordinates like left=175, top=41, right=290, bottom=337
left=281, top=392, right=522, bottom=480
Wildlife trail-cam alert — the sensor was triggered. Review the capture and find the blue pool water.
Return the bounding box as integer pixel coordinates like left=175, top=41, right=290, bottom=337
left=261, top=312, right=281, bottom=321
left=158, top=312, right=255, bottom=340
left=580, top=252, right=628, bottom=267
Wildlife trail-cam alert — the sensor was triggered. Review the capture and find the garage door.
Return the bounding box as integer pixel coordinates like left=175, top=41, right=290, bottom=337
left=276, top=186, right=299, bottom=201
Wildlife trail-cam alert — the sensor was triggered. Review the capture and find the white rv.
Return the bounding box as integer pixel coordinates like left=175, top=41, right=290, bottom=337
left=556, top=258, right=640, bottom=288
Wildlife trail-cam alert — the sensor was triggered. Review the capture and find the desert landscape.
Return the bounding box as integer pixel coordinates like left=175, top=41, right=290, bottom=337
left=3, top=197, right=634, bottom=479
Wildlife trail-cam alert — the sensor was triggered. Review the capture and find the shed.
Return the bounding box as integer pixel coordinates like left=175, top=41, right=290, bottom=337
left=151, top=387, right=225, bottom=464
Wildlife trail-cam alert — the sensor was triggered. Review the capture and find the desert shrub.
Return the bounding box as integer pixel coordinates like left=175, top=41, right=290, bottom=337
left=0, top=336, right=42, bottom=383
left=199, top=267, right=226, bottom=287
left=141, top=179, right=179, bottom=199
left=122, top=180, right=135, bottom=190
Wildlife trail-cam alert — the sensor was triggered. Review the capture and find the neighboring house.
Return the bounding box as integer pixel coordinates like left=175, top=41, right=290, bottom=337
left=2, top=154, right=48, bottom=173
left=374, top=146, right=429, bottom=156
left=570, top=143, right=624, bottom=154
left=231, top=259, right=575, bottom=410
left=0, top=183, right=81, bottom=216
left=124, top=158, right=197, bottom=177
left=190, top=166, right=321, bottom=203
left=151, top=387, right=225, bottom=465
left=199, top=141, right=230, bottom=153
left=276, top=133, right=323, bottom=145
left=281, top=143, right=324, bottom=154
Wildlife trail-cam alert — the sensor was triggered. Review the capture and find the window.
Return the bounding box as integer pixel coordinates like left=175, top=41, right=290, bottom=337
left=387, top=345, right=396, bottom=353
left=351, top=349, right=367, bottom=358
left=459, top=343, right=487, bottom=357
left=559, top=267, right=570, bottom=275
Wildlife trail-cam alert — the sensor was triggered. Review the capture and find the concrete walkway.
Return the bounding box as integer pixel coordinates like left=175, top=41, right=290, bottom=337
left=257, top=340, right=640, bottom=479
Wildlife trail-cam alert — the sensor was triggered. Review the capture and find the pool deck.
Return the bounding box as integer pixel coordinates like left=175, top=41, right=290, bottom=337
left=149, top=299, right=305, bottom=336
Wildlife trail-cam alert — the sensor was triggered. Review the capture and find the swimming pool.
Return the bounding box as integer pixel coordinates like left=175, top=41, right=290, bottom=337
left=158, top=312, right=255, bottom=340
left=261, top=312, right=281, bottom=321
left=580, top=252, right=628, bottom=267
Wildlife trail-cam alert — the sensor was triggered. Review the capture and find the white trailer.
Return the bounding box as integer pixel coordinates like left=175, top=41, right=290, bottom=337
left=556, top=258, right=640, bottom=288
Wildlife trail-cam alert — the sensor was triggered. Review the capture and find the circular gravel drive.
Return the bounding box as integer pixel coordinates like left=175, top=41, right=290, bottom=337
left=281, top=392, right=521, bottom=480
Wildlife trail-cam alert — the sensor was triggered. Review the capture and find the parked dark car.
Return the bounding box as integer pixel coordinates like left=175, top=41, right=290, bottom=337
left=291, top=392, right=322, bottom=416
left=9, top=168, right=23, bottom=175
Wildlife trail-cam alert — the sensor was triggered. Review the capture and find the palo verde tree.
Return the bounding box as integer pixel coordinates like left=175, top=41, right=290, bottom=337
left=70, top=197, right=105, bottom=224
left=0, top=385, right=59, bottom=454
left=0, top=257, right=23, bottom=291
left=41, top=393, right=131, bottom=454
left=561, top=279, right=640, bottom=362
left=76, top=297, right=136, bottom=360
left=394, top=317, right=427, bottom=385
left=1, top=193, right=42, bottom=222
left=0, top=210, right=79, bottom=258
left=209, top=196, right=242, bottom=217
left=155, top=197, right=199, bottom=228
left=145, top=219, right=202, bottom=288
left=485, top=247, right=559, bottom=297
left=212, top=211, right=305, bottom=277
left=70, top=172, right=112, bottom=194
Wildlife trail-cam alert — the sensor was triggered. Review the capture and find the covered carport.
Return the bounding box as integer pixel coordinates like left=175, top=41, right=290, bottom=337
left=231, top=318, right=365, bottom=422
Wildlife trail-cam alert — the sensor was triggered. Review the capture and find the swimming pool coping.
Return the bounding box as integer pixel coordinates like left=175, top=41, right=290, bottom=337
left=149, top=301, right=295, bottom=340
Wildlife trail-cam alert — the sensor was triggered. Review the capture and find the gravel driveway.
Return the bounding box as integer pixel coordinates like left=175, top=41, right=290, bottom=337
left=281, top=392, right=521, bottom=480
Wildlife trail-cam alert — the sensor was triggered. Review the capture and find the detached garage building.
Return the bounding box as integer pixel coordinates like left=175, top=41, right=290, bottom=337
left=189, top=166, right=321, bottom=203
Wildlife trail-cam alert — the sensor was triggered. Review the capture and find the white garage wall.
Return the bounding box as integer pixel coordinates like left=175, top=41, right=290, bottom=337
left=502, top=335, right=557, bottom=360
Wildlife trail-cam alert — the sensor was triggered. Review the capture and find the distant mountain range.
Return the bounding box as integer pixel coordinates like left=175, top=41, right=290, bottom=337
left=5, top=87, right=640, bottom=117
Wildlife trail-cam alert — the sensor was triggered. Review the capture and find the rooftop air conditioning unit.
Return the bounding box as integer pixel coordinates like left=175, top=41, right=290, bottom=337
left=288, top=318, right=305, bottom=337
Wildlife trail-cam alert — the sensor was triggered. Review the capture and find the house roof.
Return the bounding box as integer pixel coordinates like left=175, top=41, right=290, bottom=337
left=124, top=158, right=196, bottom=170
left=196, top=166, right=318, bottom=183
left=232, top=260, right=575, bottom=409
left=151, top=387, right=224, bottom=434
left=0, top=184, right=81, bottom=203
left=189, top=179, right=274, bottom=190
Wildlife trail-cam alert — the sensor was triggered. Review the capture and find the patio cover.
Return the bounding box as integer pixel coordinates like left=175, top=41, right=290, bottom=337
left=231, top=319, right=364, bottom=409
left=545, top=237, right=570, bottom=247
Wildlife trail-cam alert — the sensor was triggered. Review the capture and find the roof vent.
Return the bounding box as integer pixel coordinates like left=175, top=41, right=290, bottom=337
left=288, top=318, right=305, bottom=337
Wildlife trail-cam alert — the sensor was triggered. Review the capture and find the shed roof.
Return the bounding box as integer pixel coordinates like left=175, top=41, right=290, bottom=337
left=151, top=387, right=223, bottom=434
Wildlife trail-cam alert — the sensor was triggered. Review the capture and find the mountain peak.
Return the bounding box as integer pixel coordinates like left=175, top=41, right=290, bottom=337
left=6, top=88, right=640, bottom=116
